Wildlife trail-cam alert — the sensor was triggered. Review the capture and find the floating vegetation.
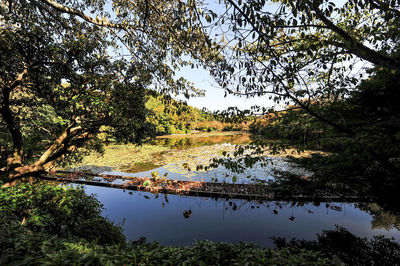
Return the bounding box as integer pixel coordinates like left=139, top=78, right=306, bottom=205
left=66, top=133, right=320, bottom=184
left=44, top=171, right=374, bottom=203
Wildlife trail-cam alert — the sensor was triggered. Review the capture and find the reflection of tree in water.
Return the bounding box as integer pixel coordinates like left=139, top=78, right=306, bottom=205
left=273, top=225, right=400, bottom=266
left=136, top=190, right=333, bottom=221
left=154, top=134, right=251, bottom=149
left=357, top=203, right=400, bottom=231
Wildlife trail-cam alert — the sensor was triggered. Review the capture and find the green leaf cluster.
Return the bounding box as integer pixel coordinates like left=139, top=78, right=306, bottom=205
left=0, top=183, right=125, bottom=244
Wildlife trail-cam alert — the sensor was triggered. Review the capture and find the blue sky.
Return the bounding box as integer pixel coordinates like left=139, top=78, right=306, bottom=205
left=106, top=0, right=348, bottom=112
left=174, top=65, right=277, bottom=112
left=173, top=0, right=279, bottom=111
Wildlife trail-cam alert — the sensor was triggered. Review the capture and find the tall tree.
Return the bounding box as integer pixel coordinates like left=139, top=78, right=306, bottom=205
left=0, top=0, right=223, bottom=182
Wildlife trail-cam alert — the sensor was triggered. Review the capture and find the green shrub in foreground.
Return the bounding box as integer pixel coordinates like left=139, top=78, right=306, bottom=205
left=273, top=226, right=400, bottom=266
left=0, top=182, right=125, bottom=244
left=0, top=224, right=329, bottom=265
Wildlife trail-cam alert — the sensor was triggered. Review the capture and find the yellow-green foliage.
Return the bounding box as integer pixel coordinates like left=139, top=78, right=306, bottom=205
left=145, top=95, right=240, bottom=135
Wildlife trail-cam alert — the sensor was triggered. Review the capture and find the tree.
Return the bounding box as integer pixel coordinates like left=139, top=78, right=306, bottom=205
left=207, top=0, right=400, bottom=175
left=0, top=0, right=223, bottom=183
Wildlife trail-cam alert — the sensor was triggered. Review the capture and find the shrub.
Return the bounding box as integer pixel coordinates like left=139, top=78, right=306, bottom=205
left=0, top=183, right=125, bottom=244
left=273, top=226, right=400, bottom=266
left=0, top=224, right=330, bottom=265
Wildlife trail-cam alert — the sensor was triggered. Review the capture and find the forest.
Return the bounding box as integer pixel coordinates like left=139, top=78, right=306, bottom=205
left=1, top=0, right=400, bottom=264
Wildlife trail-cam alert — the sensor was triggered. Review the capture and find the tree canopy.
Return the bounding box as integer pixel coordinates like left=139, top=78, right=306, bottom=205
left=206, top=0, right=400, bottom=175
left=2, top=0, right=400, bottom=181
left=0, top=0, right=223, bottom=182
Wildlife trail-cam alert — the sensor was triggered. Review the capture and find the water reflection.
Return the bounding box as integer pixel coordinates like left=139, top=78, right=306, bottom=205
left=71, top=132, right=311, bottom=184
left=101, top=157, right=310, bottom=184
left=151, top=132, right=252, bottom=149
left=84, top=185, right=400, bottom=248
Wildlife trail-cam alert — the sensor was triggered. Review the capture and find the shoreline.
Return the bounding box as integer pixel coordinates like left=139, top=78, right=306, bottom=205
left=156, top=131, right=247, bottom=139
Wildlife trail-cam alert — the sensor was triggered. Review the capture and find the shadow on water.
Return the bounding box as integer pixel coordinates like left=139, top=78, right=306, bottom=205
left=66, top=132, right=400, bottom=249
left=81, top=184, right=400, bottom=248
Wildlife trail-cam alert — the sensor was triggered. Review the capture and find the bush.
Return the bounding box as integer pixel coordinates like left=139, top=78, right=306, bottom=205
left=273, top=226, right=400, bottom=266
left=0, top=225, right=330, bottom=265
left=0, top=183, right=125, bottom=244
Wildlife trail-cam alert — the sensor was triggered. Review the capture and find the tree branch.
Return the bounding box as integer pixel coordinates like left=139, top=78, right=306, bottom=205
left=369, top=0, right=400, bottom=18
left=34, top=122, right=82, bottom=166
left=311, top=2, right=400, bottom=71
left=1, top=68, right=29, bottom=168
left=36, top=0, right=141, bottom=31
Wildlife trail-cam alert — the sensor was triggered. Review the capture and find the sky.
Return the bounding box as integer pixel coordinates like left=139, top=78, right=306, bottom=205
left=174, top=66, right=277, bottom=112
left=106, top=0, right=349, bottom=112
left=173, top=0, right=279, bottom=112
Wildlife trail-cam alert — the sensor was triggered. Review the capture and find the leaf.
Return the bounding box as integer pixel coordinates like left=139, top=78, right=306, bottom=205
left=183, top=209, right=192, bottom=218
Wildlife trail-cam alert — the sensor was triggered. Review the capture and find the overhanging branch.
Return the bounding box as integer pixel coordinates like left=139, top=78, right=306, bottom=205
left=311, top=2, right=400, bottom=71
left=36, top=0, right=142, bottom=31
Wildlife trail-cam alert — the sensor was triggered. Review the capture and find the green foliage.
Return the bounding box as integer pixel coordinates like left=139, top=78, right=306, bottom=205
left=144, top=95, right=244, bottom=135
left=250, top=68, right=400, bottom=178
left=273, top=226, right=400, bottom=266
left=0, top=228, right=330, bottom=265
left=0, top=183, right=125, bottom=244
left=202, top=0, right=400, bottom=181
left=213, top=0, right=400, bottom=104
left=0, top=0, right=225, bottom=177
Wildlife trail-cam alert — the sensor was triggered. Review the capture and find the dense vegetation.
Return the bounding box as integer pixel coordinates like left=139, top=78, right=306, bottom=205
left=273, top=226, right=400, bottom=265
left=144, top=94, right=248, bottom=135
left=211, top=0, right=400, bottom=180
left=0, top=0, right=224, bottom=182
left=3, top=0, right=398, bottom=181
left=248, top=67, right=400, bottom=209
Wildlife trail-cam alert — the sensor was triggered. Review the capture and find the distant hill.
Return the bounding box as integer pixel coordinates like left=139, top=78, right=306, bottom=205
left=145, top=93, right=248, bottom=135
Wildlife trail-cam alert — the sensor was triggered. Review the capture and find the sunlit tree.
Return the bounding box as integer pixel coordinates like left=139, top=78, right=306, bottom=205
left=0, top=0, right=223, bottom=182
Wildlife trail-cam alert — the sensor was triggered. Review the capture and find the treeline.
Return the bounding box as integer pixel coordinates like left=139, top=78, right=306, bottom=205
left=249, top=68, right=400, bottom=155
left=248, top=68, right=400, bottom=205
left=145, top=94, right=248, bottom=135
left=248, top=108, right=333, bottom=151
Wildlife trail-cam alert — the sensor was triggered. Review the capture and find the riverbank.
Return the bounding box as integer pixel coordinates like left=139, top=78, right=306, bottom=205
left=155, top=131, right=246, bottom=139
left=3, top=182, right=400, bottom=265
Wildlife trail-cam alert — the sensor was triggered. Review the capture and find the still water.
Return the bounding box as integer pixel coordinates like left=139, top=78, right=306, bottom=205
left=83, top=133, right=311, bottom=184
left=74, top=132, right=400, bottom=247
left=82, top=185, right=400, bottom=248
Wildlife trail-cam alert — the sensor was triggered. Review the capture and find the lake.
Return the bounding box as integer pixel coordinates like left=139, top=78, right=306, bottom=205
left=69, top=132, right=400, bottom=247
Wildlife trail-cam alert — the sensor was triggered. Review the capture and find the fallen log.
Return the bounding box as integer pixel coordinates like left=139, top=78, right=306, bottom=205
left=40, top=171, right=375, bottom=203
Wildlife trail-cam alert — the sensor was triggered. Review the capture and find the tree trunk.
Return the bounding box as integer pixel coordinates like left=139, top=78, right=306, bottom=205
left=2, top=164, right=44, bottom=187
